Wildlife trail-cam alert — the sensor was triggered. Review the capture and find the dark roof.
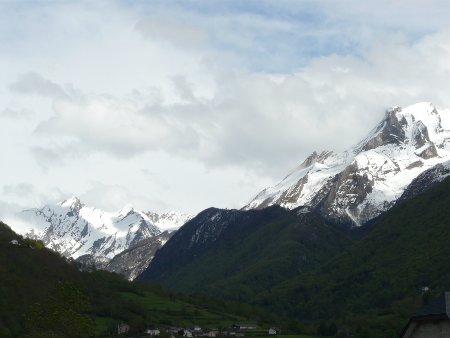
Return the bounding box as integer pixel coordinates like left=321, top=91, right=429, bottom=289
left=412, top=292, right=450, bottom=320
left=401, top=292, right=450, bottom=337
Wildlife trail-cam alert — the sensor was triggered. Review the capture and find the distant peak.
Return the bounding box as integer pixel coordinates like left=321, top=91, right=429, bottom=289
left=119, top=204, right=135, bottom=216
left=386, top=105, right=402, bottom=114
left=59, top=196, right=83, bottom=210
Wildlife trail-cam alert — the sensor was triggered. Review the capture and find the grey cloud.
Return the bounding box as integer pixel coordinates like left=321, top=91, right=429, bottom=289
left=0, top=199, right=23, bottom=221
left=136, top=17, right=208, bottom=49
left=1, top=108, right=34, bottom=119
left=31, top=146, right=65, bottom=171
left=3, top=183, right=35, bottom=197
left=171, top=76, right=196, bottom=102
left=141, top=169, right=155, bottom=177
left=31, top=143, right=83, bottom=171
left=9, top=72, right=69, bottom=99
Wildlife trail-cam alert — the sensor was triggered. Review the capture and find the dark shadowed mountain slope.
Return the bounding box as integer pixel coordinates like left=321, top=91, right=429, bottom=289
left=139, top=206, right=354, bottom=301
left=397, top=160, right=450, bottom=203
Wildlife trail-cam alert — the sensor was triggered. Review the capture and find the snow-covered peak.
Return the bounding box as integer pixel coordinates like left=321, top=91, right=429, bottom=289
left=118, top=204, right=135, bottom=217
left=355, top=102, right=443, bottom=154
left=59, top=196, right=83, bottom=210
left=144, top=211, right=193, bottom=231
left=397, top=102, right=437, bottom=122
left=9, top=198, right=195, bottom=281
left=245, top=102, right=450, bottom=225
left=14, top=198, right=191, bottom=260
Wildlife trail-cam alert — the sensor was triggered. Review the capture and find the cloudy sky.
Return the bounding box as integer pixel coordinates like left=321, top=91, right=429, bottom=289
left=1, top=0, right=450, bottom=216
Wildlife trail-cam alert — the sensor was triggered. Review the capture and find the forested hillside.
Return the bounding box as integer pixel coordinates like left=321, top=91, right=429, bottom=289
left=140, top=206, right=354, bottom=301
left=0, top=222, right=269, bottom=337
left=141, top=178, right=450, bottom=337
left=254, top=176, right=450, bottom=336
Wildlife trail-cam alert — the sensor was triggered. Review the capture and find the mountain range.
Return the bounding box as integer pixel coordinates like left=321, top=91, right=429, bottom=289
left=4, top=101, right=450, bottom=337
left=15, top=197, right=192, bottom=279
left=140, top=155, right=450, bottom=337
left=138, top=102, right=450, bottom=336
left=11, top=102, right=450, bottom=280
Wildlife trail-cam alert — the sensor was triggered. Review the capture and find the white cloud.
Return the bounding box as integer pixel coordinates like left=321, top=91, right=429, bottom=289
left=79, top=181, right=170, bottom=212
left=1, top=182, right=67, bottom=215
left=2, top=1, right=450, bottom=214
left=22, top=29, right=450, bottom=177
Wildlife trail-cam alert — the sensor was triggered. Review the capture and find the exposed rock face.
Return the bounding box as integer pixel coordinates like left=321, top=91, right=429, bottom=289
left=362, top=107, right=407, bottom=151
left=104, top=231, right=173, bottom=280
left=76, top=254, right=111, bottom=271
left=245, top=102, right=450, bottom=225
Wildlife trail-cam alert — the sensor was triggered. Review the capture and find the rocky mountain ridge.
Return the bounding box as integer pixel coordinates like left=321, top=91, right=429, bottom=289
left=244, top=102, right=450, bottom=225
left=14, top=197, right=192, bottom=279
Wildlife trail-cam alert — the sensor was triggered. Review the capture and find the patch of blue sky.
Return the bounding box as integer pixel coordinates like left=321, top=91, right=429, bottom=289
left=1, top=0, right=440, bottom=73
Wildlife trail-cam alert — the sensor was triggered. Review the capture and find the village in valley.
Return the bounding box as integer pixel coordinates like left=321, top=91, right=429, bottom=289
left=117, top=323, right=282, bottom=338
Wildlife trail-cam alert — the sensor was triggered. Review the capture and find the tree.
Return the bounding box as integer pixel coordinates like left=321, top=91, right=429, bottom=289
left=25, top=282, right=94, bottom=337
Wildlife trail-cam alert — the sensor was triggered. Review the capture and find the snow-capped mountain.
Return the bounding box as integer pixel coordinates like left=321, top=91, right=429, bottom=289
left=244, top=102, right=450, bottom=225
left=16, top=197, right=188, bottom=260
left=144, top=211, right=193, bottom=232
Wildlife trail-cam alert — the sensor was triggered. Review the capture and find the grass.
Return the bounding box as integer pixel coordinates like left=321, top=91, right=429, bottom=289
left=120, top=291, right=246, bottom=328
left=92, top=316, right=116, bottom=337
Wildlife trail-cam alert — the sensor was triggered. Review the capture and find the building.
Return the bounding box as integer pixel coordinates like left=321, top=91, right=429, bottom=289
left=232, top=324, right=257, bottom=330
left=190, top=325, right=202, bottom=332
left=183, top=329, right=193, bottom=337
left=268, top=327, right=281, bottom=335
left=117, top=323, right=130, bottom=335
left=146, top=328, right=160, bottom=336
left=401, top=292, right=450, bottom=337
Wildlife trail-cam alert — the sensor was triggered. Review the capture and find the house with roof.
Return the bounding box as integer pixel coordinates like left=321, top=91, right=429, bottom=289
left=401, top=292, right=450, bottom=337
